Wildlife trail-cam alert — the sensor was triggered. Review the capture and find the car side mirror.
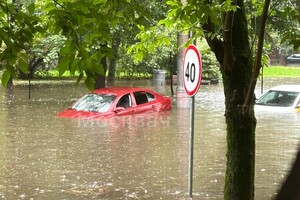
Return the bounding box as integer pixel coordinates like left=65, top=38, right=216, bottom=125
left=114, top=107, right=125, bottom=112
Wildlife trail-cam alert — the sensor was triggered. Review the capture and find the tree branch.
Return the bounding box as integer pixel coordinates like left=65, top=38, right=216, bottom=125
left=203, top=24, right=224, bottom=65
left=52, top=0, right=66, bottom=9
left=222, top=0, right=237, bottom=72
left=202, top=0, right=224, bottom=64
left=243, top=0, right=271, bottom=114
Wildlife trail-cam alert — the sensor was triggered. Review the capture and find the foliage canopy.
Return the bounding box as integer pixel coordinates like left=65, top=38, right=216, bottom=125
left=0, top=0, right=298, bottom=87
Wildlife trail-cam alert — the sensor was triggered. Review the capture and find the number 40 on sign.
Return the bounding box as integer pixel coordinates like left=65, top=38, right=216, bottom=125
left=183, top=45, right=202, bottom=96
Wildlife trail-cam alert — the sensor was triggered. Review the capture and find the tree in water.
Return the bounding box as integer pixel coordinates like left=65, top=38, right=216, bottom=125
left=130, top=0, right=271, bottom=199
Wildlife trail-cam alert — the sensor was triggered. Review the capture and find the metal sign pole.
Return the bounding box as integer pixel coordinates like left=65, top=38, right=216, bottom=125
left=188, top=95, right=195, bottom=198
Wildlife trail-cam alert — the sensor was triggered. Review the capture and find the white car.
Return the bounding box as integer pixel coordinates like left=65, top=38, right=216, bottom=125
left=287, top=54, right=300, bottom=64
left=255, top=85, right=300, bottom=112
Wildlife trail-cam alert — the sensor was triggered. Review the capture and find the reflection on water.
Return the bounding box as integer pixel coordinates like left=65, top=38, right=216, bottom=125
left=0, top=78, right=299, bottom=199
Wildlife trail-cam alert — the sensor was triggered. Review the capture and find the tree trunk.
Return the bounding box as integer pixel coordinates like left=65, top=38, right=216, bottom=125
left=205, top=0, right=256, bottom=199
left=222, top=69, right=256, bottom=200
left=107, top=34, right=121, bottom=85
left=94, top=56, right=107, bottom=89
left=223, top=1, right=256, bottom=199
left=107, top=59, right=116, bottom=85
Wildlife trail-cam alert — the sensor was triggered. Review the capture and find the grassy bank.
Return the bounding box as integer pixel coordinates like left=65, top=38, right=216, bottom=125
left=32, top=65, right=300, bottom=80
left=35, top=69, right=154, bottom=80
left=263, top=66, right=300, bottom=77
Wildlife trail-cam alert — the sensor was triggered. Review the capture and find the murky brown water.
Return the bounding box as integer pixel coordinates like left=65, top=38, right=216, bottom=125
left=0, top=78, right=299, bottom=199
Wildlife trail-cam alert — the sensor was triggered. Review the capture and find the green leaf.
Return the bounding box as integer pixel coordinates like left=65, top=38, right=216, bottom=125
left=166, top=0, right=180, bottom=8
left=70, top=59, right=79, bottom=75
left=0, top=29, right=9, bottom=44
left=84, top=76, right=95, bottom=91
left=281, top=33, right=290, bottom=44
left=100, top=46, right=115, bottom=59
left=290, top=40, right=300, bottom=50
left=28, top=3, right=36, bottom=15
left=84, top=58, right=93, bottom=74
left=8, top=55, right=17, bottom=66
left=18, top=58, right=28, bottom=75
left=1, top=70, right=11, bottom=87
left=60, top=41, right=72, bottom=56
left=79, top=47, right=89, bottom=60
left=57, top=58, right=70, bottom=76
left=93, top=63, right=104, bottom=75
left=76, top=72, right=84, bottom=86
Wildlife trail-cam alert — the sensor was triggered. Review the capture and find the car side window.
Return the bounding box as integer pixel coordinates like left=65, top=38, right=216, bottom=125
left=256, top=91, right=276, bottom=105
left=134, top=91, right=149, bottom=105
left=257, top=90, right=298, bottom=107
left=116, top=94, right=132, bottom=109
left=146, top=92, right=155, bottom=102
left=274, top=92, right=297, bottom=106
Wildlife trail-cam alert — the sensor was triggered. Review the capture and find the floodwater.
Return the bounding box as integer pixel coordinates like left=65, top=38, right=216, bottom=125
left=0, top=78, right=299, bottom=200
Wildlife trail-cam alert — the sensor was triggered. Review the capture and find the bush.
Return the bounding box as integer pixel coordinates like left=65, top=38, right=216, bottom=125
left=201, top=51, right=221, bottom=80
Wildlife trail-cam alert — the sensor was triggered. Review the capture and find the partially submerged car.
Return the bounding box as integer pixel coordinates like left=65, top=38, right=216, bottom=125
left=58, top=87, right=172, bottom=119
left=255, top=85, right=300, bottom=112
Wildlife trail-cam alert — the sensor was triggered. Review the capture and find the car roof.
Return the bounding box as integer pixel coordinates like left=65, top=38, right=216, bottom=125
left=93, top=87, right=153, bottom=96
left=269, top=85, right=300, bottom=93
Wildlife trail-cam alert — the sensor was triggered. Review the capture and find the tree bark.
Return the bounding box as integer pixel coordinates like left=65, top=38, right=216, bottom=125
left=107, top=34, right=121, bottom=85
left=94, top=56, right=107, bottom=89
left=107, top=59, right=116, bottom=85
left=223, top=1, right=256, bottom=199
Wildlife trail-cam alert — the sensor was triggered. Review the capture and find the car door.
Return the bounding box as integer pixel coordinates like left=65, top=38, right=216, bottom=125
left=133, top=91, right=157, bottom=114
left=114, top=93, right=136, bottom=116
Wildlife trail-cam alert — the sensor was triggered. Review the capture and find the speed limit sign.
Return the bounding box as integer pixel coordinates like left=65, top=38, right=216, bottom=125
left=183, top=45, right=202, bottom=96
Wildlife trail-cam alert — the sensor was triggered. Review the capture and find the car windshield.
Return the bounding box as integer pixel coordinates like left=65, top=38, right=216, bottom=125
left=256, top=90, right=299, bottom=107
left=71, top=94, right=116, bottom=112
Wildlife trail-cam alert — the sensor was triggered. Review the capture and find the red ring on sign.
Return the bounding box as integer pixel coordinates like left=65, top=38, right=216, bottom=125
left=182, top=45, right=202, bottom=96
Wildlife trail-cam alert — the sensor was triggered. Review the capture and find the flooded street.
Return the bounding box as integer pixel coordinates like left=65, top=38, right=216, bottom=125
left=0, top=78, right=299, bottom=199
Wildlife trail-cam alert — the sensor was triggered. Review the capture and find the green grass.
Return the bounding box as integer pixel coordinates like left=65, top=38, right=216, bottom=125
left=35, top=69, right=154, bottom=80
left=262, top=66, right=300, bottom=77
left=35, top=69, right=80, bottom=78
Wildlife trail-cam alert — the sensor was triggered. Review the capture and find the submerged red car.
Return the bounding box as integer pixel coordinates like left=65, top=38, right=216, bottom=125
left=58, top=87, right=172, bottom=119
